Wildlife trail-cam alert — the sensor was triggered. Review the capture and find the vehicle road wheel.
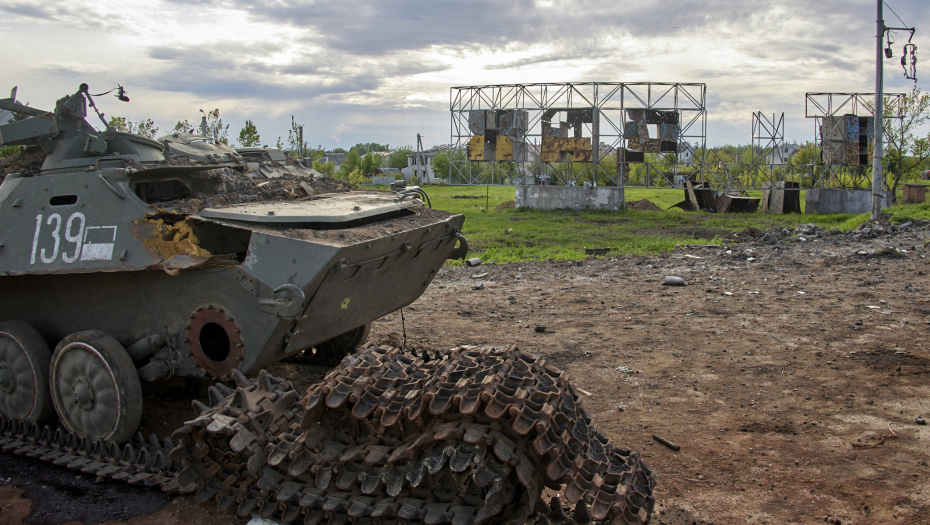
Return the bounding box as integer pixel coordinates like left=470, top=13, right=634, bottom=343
left=49, top=331, right=142, bottom=443
left=313, top=323, right=372, bottom=365
left=0, top=321, right=53, bottom=424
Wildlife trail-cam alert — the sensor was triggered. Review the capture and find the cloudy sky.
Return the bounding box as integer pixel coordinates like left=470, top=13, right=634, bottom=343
left=2, top=0, right=927, bottom=150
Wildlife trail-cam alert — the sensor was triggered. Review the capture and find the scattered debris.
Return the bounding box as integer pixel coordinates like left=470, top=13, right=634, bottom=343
left=535, top=325, right=547, bottom=333
left=466, top=257, right=482, bottom=267
left=716, top=192, right=760, bottom=213
left=663, top=276, right=687, bottom=286
left=472, top=282, right=485, bottom=290
left=585, top=248, right=610, bottom=256
left=577, top=388, right=593, bottom=397
left=760, top=181, right=802, bottom=214
left=653, top=434, right=681, bottom=451
left=917, top=417, right=927, bottom=425
left=470, top=272, right=489, bottom=279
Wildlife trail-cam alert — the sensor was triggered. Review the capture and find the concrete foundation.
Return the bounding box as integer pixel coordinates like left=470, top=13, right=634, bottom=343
left=805, top=188, right=892, bottom=215
left=515, top=186, right=624, bottom=211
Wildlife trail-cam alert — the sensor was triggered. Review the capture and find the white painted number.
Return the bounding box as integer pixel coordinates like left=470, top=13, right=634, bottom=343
left=40, top=213, right=61, bottom=264
left=61, top=212, right=85, bottom=263
left=30, top=212, right=110, bottom=265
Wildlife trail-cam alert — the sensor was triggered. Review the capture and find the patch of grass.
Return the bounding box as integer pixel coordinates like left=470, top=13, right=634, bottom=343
left=883, top=201, right=930, bottom=223
left=375, top=185, right=886, bottom=263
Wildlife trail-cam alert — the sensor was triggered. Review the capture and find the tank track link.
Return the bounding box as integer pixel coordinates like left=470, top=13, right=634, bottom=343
left=172, top=344, right=656, bottom=524
left=0, top=415, right=189, bottom=493
left=0, top=344, right=656, bottom=524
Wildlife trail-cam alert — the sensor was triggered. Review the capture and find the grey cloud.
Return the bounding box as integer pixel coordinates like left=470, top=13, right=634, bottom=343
left=0, top=1, right=125, bottom=30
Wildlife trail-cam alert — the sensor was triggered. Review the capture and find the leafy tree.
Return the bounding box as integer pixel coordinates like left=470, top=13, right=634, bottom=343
left=238, top=120, right=261, bottom=147
left=359, top=152, right=380, bottom=175
left=172, top=119, right=193, bottom=134
left=313, top=160, right=336, bottom=177
left=203, top=109, right=229, bottom=144
left=331, top=147, right=347, bottom=154
left=386, top=146, right=414, bottom=169
left=276, top=137, right=284, bottom=149
left=352, top=143, right=390, bottom=156
left=347, top=167, right=369, bottom=186
left=287, top=116, right=308, bottom=156
left=876, top=87, right=930, bottom=200
left=336, top=150, right=361, bottom=180
left=107, top=116, right=159, bottom=138
left=430, top=150, right=468, bottom=181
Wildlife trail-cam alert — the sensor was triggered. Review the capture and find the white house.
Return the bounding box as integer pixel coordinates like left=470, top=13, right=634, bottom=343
left=767, top=143, right=799, bottom=165
left=678, top=142, right=696, bottom=164
left=404, top=145, right=452, bottom=184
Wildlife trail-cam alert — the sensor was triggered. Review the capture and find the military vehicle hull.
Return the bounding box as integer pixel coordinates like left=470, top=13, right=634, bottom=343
left=0, top=85, right=467, bottom=443
left=0, top=212, right=465, bottom=376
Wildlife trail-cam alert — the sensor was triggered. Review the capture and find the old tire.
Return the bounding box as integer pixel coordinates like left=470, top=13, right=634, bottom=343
left=312, top=323, right=372, bottom=365
left=0, top=321, right=53, bottom=424
left=49, top=331, right=142, bottom=443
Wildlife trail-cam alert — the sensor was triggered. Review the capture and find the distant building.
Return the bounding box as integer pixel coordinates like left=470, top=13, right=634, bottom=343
left=678, top=142, right=696, bottom=164
left=767, top=143, right=799, bottom=165
left=319, top=152, right=347, bottom=172
left=404, top=145, right=453, bottom=184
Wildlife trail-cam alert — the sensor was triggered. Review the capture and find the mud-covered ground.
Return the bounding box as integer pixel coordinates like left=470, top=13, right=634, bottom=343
left=2, top=217, right=929, bottom=525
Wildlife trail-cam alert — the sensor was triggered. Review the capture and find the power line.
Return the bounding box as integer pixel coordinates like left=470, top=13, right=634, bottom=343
left=882, top=1, right=907, bottom=28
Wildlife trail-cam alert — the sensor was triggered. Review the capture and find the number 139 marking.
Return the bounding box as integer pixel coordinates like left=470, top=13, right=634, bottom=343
left=30, top=212, right=86, bottom=265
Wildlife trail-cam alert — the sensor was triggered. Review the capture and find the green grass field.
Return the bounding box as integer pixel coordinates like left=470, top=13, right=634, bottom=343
left=371, top=185, right=928, bottom=263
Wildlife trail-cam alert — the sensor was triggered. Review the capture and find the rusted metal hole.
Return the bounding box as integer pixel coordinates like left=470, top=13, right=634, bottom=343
left=199, top=322, right=231, bottom=362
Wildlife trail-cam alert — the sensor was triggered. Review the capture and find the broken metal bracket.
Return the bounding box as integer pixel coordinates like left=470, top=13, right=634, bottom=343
left=259, top=283, right=306, bottom=320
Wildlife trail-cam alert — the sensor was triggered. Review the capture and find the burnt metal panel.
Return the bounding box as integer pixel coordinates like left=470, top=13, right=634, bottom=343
left=467, top=110, right=486, bottom=135
left=625, top=109, right=678, bottom=153
left=497, top=110, right=528, bottom=136
left=467, top=135, right=484, bottom=161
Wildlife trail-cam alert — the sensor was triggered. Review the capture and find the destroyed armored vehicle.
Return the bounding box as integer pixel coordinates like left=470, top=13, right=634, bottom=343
left=0, top=84, right=467, bottom=444
left=236, top=146, right=316, bottom=179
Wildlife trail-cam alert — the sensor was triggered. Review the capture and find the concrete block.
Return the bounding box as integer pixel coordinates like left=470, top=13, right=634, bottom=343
left=903, top=184, right=927, bottom=204
left=805, top=188, right=892, bottom=215
left=515, top=186, right=624, bottom=211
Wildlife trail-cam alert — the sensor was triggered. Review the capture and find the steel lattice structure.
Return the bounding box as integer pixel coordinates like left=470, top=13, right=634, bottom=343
left=448, top=82, right=707, bottom=187
left=803, top=92, right=906, bottom=189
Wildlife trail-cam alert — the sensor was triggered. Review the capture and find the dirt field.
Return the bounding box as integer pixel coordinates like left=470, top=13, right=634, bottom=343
left=1, top=218, right=928, bottom=525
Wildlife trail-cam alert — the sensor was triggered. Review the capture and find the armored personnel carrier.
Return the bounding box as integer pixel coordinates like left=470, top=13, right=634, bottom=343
left=0, top=84, right=467, bottom=443
left=0, top=85, right=657, bottom=524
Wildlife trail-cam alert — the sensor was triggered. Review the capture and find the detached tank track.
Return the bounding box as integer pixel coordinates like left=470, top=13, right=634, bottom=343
left=173, top=345, right=655, bottom=524
left=0, top=415, right=189, bottom=493
left=0, top=344, right=656, bottom=524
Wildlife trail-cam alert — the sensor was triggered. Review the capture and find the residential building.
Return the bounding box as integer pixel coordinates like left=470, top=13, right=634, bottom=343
left=678, top=142, right=696, bottom=164
left=404, top=145, right=453, bottom=184
left=319, top=152, right=347, bottom=172
left=767, top=143, right=799, bottom=165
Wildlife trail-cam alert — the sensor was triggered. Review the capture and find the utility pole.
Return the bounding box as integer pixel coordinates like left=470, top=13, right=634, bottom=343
left=872, top=1, right=917, bottom=218
left=299, top=125, right=304, bottom=157
left=872, top=0, right=885, bottom=219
